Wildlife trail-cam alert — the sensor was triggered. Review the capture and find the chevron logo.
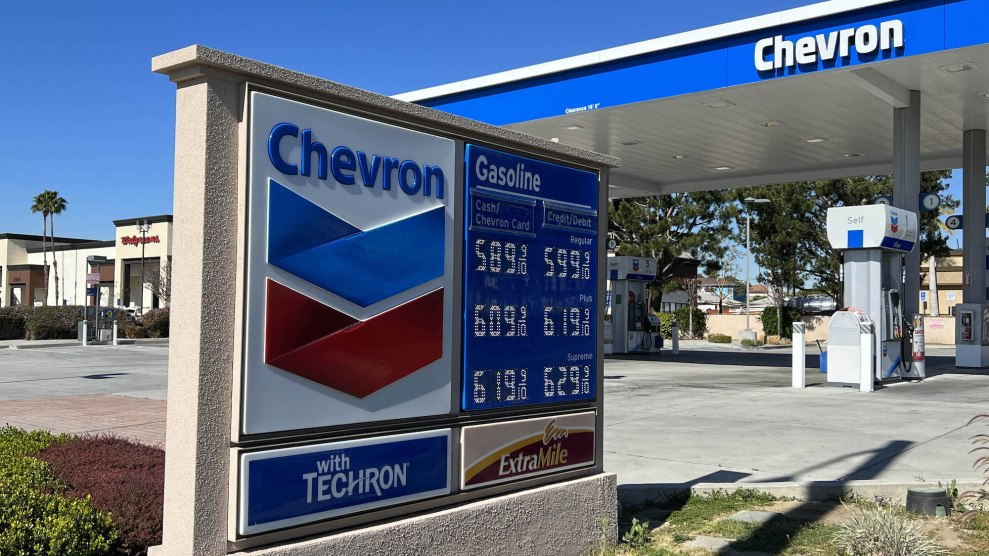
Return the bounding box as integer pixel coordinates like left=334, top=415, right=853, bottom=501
left=264, top=279, right=443, bottom=398
left=266, top=179, right=444, bottom=307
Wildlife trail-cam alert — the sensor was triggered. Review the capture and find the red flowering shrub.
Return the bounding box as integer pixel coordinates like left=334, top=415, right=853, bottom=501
left=36, top=435, right=164, bottom=555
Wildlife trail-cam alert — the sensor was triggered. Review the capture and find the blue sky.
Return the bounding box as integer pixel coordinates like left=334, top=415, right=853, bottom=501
left=0, top=0, right=962, bottom=244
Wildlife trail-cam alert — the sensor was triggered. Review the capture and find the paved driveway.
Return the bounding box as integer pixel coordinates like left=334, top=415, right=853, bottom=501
left=2, top=342, right=987, bottom=491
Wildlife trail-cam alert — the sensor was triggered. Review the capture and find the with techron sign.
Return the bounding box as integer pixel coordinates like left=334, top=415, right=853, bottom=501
left=754, top=19, right=903, bottom=71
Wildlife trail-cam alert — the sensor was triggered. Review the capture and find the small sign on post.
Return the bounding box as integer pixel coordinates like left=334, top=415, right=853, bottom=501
left=86, top=273, right=100, bottom=285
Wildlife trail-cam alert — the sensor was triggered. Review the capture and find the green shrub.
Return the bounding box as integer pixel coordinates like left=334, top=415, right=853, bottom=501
left=0, top=306, right=27, bottom=340
left=23, top=306, right=84, bottom=340
left=0, top=427, right=117, bottom=556
left=708, top=333, right=732, bottom=343
left=759, top=305, right=802, bottom=339
left=740, top=338, right=761, bottom=347
left=656, top=313, right=676, bottom=339
left=140, top=308, right=169, bottom=338
left=672, top=307, right=707, bottom=339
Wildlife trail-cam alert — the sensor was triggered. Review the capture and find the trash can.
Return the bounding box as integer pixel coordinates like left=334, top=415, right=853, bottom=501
left=816, top=340, right=827, bottom=373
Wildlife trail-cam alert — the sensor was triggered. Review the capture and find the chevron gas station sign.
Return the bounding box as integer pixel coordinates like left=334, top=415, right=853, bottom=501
left=231, top=89, right=602, bottom=539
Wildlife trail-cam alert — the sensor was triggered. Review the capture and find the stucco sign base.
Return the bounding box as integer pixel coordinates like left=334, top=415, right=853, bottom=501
left=231, top=474, right=617, bottom=556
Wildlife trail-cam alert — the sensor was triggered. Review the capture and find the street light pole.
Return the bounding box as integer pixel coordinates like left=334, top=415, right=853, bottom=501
left=743, top=197, right=770, bottom=334
left=746, top=208, right=751, bottom=332
left=137, top=219, right=150, bottom=316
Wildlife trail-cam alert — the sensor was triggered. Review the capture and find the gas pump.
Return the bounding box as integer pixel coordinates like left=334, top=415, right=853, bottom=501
left=826, top=205, right=921, bottom=384
left=606, top=256, right=661, bottom=353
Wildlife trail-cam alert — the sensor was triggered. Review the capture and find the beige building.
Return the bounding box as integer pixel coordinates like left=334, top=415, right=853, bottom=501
left=920, top=250, right=966, bottom=316
left=0, top=215, right=173, bottom=312
left=112, top=215, right=173, bottom=311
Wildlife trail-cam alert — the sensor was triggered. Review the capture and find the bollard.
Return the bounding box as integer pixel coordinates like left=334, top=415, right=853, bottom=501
left=859, top=321, right=874, bottom=392
left=671, top=322, right=680, bottom=355
left=792, top=323, right=806, bottom=388
left=113, top=321, right=119, bottom=346
left=82, top=320, right=89, bottom=347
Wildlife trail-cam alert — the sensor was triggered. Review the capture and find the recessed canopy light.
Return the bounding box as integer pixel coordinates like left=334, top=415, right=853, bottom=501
left=805, top=137, right=830, bottom=143
left=979, top=92, right=989, bottom=99
left=564, top=125, right=584, bottom=130
left=672, top=154, right=688, bottom=159
left=714, top=166, right=735, bottom=171
left=705, top=100, right=735, bottom=108
left=757, top=120, right=785, bottom=127
left=843, top=152, right=864, bottom=158
left=619, top=140, right=641, bottom=146
left=940, top=63, right=977, bottom=73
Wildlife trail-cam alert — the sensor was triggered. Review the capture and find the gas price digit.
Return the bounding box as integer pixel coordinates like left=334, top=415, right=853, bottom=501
left=473, top=368, right=529, bottom=404
left=542, top=365, right=591, bottom=398
left=474, top=304, right=528, bottom=337
left=543, top=247, right=591, bottom=279
left=543, top=307, right=591, bottom=337
left=475, top=239, right=528, bottom=275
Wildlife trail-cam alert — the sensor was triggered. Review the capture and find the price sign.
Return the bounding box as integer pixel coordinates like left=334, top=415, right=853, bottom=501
left=462, top=145, right=598, bottom=411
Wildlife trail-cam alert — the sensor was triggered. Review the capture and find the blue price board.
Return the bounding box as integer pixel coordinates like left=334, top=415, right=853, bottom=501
left=463, top=144, right=598, bottom=411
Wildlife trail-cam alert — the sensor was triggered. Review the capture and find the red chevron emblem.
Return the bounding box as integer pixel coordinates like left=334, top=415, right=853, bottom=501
left=264, top=279, right=443, bottom=398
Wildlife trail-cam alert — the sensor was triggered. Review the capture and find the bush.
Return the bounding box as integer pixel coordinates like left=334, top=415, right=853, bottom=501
left=834, top=502, right=947, bottom=556
left=24, top=306, right=84, bottom=340
left=708, top=333, right=732, bottom=343
left=740, top=338, right=761, bottom=347
left=672, top=307, right=707, bottom=339
left=759, top=305, right=802, bottom=340
left=140, top=308, right=169, bottom=338
left=0, top=427, right=117, bottom=556
left=656, top=312, right=676, bottom=339
left=0, top=306, right=27, bottom=340
left=38, top=434, right=165, bottom=555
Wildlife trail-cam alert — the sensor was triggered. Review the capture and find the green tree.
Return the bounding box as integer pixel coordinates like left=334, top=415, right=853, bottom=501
left=609, top=191, right=738, bottom=306
left=740, top=171, right=957, bottom=304
left=47, top=193, right=67, bottom=304
left=30, top=190, right=56, bottom=306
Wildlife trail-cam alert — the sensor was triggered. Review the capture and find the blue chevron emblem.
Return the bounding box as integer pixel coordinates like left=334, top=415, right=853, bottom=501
left=267, top=179, right=444, bottom=307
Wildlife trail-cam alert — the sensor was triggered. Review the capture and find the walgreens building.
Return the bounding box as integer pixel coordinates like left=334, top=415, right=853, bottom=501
left=0, top=215, right=173, bottom=311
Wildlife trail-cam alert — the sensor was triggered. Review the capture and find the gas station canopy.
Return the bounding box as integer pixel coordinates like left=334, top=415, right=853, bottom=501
left=397, top=0, right=989, bottom=197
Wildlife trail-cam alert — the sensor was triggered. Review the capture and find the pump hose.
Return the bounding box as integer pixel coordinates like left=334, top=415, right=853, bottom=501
left=901, top=325, right=913, bottom=373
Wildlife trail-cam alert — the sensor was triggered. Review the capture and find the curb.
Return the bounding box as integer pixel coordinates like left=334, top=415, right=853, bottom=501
left=618, top=480, right=979, bottom=507
left=3, top=338, right=169, bottom=350
left=6, top=341, right=80, bottom=350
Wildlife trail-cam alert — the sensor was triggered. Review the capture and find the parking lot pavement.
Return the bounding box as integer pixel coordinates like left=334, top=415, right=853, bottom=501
left=2, top=342, right=988, bottom=493
left=603, top=346, right=989, bottom=489
left=0, top=344, right=168, bottom=444
left=0, top=344, right=168, bottom=401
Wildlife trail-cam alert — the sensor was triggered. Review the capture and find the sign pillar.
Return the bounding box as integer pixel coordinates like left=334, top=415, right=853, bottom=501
left=893, top=90, right=921, bottom=316
left=962, top=129, right=987, bottom=304
left=150, top=67, right=242, bottom=556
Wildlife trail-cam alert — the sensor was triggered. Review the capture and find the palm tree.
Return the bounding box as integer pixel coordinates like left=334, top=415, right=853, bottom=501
left=48, top=193, right=67, bottom=304
left=29, top=190, right=55, bottom=306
